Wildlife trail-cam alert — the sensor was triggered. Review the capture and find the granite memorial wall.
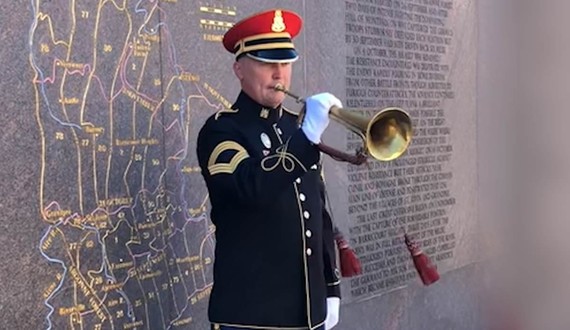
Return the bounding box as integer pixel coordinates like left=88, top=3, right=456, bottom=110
left=0, top=0, right=485, bottom=329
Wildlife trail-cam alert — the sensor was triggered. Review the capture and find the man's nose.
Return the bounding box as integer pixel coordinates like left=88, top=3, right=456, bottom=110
left=272, top=64, right=287, bottom=79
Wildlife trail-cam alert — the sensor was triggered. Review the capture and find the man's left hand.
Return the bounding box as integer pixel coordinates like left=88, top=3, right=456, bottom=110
left=324, top=297, right=340, bottom=329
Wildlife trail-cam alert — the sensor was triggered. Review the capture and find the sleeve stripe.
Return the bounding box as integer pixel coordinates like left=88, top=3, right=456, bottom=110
left=207, top=141, right=249, bottom=175
left=208, top=152, right=249, bottom=175
left=208, top=141, right=246, bottom=167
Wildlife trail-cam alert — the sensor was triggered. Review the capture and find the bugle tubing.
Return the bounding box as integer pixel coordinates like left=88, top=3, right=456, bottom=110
left=274, top=84, right=413, bottom=162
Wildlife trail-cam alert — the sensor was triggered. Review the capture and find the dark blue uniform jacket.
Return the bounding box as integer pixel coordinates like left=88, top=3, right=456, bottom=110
left=197, top=91, right=341, bottom=329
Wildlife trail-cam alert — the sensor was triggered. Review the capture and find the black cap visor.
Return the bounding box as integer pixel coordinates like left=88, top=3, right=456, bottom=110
left=240, top=48, right=299, bottom=63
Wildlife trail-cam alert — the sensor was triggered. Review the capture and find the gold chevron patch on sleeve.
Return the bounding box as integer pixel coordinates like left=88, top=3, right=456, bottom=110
left=207, top=141, right=249, bottom=175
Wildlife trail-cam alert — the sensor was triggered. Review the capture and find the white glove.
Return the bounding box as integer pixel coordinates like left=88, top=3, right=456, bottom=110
left=301, top=93, right=342, bottom=144
left=324, top=297, right=340, bottom=330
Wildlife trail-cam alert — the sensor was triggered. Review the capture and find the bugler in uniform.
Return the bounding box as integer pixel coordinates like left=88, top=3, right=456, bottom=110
left=197, top=9, right=342, bottom=330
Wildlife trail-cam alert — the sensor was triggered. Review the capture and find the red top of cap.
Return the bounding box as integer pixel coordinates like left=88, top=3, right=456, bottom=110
left=222, top=9, right=303, bottom=54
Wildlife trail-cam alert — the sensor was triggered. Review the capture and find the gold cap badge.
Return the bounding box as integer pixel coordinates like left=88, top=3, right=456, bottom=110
left=271, top=10, right=286, bottom=32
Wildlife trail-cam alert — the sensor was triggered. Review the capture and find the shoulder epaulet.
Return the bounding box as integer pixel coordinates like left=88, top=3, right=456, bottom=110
left=215, top=107, right=239, bottom=120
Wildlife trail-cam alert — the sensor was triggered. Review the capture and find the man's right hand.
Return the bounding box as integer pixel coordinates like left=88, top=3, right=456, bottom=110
left=301, top=93, right=342, bottom=144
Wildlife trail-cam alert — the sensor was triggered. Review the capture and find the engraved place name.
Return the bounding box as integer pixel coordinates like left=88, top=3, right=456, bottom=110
left=122, top=89, right=156, bottom=111
left=44, top=209, right=72, bottom=220
left=58, top=97, right=80, bottom=104
left=83, top=125, right=104, bottom=134
left=123, top=320, right=144, bottom=329
left=173, top=317, right=193, bottom=326
left=114, top=138, right=160, bottom=146
left=138, top=32, right=160, bottom=43
left=178, top=72, right=200, bottom=81
left=56, top=61, right=86, bottom=70
left=97, top=197, right=133, bottom=208
left=58, top=304, right=86, bottom=316
left=203, top=82, right=232, bottom=109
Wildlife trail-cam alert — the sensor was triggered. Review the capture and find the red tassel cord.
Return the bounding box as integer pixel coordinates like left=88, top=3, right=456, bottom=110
left=333, top=227, right=362, bottom=277
left=404, top=233, right=440, bottom=286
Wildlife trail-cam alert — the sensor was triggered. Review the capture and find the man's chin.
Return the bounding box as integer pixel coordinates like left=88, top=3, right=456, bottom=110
left=262, top=96, right=284, bottom=109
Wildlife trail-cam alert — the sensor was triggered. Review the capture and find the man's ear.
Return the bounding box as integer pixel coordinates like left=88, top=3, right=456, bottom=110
left=233, top=60, right=244, bottom=80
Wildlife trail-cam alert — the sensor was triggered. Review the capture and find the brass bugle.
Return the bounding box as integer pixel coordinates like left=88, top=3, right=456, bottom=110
left=274, top=84, right=413, bottom=162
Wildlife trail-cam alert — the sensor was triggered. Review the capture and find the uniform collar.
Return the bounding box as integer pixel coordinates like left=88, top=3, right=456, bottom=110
left=232, top=91, right=282, bottom=122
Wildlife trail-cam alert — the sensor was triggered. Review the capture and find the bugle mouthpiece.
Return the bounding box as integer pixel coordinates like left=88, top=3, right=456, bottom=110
left=273, top=84, right=304, bottom=103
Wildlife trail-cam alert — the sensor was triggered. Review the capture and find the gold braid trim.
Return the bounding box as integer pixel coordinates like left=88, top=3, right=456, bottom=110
left=215, top=107, right=239, bottom=120
left=261, top=140, right=307, bottom=173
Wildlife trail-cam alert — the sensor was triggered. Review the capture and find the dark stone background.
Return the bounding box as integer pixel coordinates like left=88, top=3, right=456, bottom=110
left=0, top=0, right=489, bottom=329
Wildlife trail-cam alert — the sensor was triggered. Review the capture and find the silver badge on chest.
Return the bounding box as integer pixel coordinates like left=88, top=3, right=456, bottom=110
left=260, top=133, right=271, bottom=149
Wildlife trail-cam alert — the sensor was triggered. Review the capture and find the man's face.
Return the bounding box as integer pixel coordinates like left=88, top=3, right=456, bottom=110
left=233, top=56, right=292, bottom=108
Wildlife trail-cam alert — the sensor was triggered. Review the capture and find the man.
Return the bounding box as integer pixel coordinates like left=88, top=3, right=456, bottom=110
left=196, top=9, right=343, bottom=330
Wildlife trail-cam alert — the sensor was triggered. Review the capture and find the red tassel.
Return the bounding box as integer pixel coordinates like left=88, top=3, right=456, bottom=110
left=404, top=233, right=440, bottom=286
left=334, top=233, right=362, bottom=277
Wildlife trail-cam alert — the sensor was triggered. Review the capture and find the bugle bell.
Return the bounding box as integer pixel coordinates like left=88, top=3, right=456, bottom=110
left=274, top=84, right=413, bottom=162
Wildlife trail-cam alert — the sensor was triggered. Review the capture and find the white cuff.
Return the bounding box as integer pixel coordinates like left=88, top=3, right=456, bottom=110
left=325, top=297, right=340, bottom=329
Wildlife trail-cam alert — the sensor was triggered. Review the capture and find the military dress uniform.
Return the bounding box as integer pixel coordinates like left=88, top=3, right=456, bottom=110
left=197, top=91, right=341, bottom=330
left=197, top=9, right=342, bottom=330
